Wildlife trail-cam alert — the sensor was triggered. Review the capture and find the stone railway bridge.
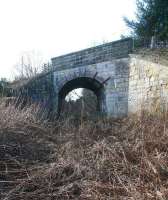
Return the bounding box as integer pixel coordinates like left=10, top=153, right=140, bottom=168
left=16, top=38, right=168, bottom=118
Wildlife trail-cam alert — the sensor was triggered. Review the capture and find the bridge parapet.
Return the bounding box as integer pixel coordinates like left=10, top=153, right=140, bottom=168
left=52, top=38, right=133, bottom=71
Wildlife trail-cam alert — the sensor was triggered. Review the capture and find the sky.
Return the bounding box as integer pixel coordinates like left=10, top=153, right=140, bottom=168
left=0, top=0, right=136, bottom=80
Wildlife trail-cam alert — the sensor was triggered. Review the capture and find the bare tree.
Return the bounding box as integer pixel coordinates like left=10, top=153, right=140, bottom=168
left=14, top=50, right=44, bottom=80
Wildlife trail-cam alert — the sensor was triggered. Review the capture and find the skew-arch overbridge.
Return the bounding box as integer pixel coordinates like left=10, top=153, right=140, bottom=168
left=16, top=38, right=135, bottom=118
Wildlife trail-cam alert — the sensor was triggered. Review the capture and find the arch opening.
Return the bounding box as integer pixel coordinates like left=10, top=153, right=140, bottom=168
left=57, top=77, right=106, bottom=118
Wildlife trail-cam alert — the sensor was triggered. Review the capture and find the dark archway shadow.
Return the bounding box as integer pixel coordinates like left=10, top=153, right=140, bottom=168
left=57, top=77, right=106, bottom=118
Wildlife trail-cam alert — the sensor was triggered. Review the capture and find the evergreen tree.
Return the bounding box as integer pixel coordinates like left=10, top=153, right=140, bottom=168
left=124, top=0, right=168, bottom=41
left=0, top=78, right=10, bottom=97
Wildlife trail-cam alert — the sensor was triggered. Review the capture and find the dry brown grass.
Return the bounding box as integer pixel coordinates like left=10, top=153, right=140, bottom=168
left=0, top=100, right=168, bottom=200
left=134, top=47, right=168, bottom=66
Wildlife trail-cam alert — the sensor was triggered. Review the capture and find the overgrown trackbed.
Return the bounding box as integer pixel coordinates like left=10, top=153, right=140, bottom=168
left=1, top=102, right=168, bottom=200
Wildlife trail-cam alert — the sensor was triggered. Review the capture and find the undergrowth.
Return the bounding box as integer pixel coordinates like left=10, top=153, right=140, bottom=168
left=0, top=100, right=168, bottom=200
left=134, top=47, right=168, bottom=66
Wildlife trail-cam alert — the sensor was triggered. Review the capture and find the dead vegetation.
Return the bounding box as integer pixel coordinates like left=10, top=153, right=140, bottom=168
left=134, top=48, right=168, bottom=66
left=0, top=100, right=168, bottom=199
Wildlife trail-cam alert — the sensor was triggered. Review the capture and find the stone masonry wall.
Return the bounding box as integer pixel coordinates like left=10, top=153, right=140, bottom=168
left=128, top=55, right=168, bottom=113
left=52, top=58, right=130, bottom=118
left=51, top=38, right=132, bottom=71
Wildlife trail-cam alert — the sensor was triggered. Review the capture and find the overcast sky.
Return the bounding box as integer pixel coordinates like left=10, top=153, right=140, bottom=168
left=0, top=0, right=136, bottom=80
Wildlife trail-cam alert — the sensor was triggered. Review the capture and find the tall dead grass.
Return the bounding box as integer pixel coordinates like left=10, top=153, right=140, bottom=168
left=0, top=100, right=168, bottom=199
